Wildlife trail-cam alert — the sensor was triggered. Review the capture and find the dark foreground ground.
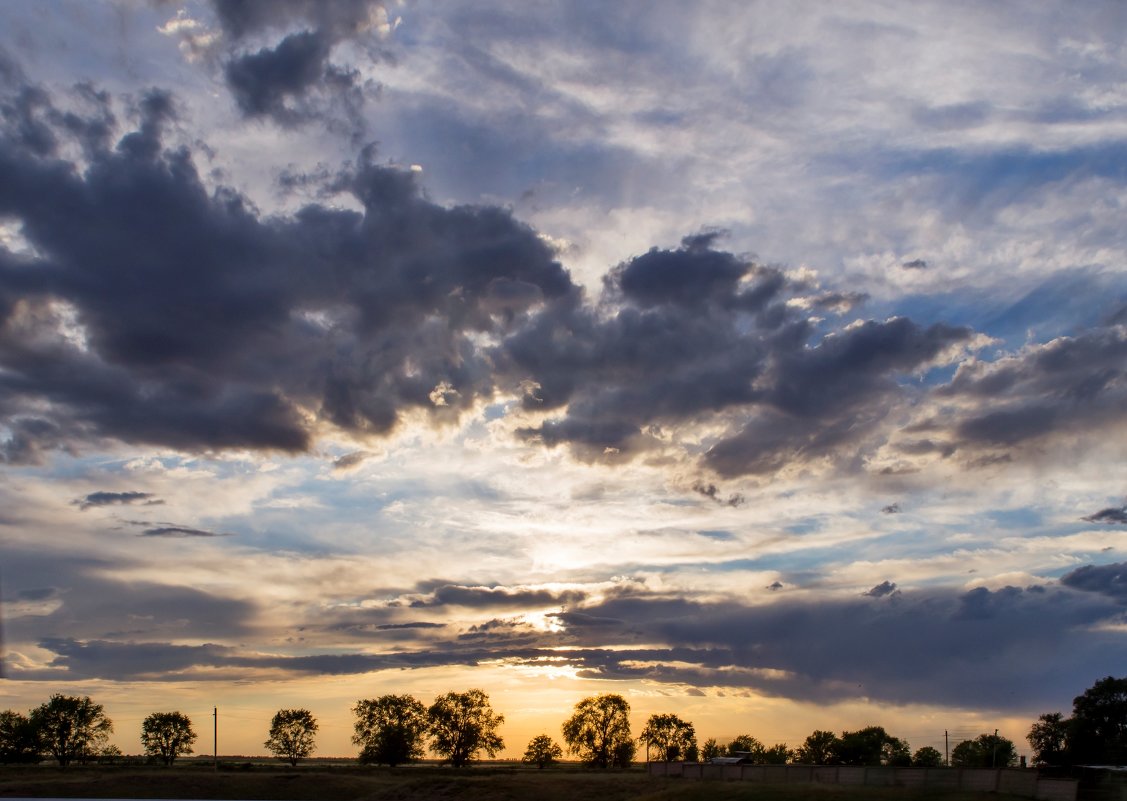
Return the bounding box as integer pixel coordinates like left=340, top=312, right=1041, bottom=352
left=0, top=762, right=1033, bottom=801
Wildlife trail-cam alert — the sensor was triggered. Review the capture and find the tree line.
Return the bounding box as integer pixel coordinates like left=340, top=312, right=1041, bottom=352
left=3, top=676, right=1124, bottom=769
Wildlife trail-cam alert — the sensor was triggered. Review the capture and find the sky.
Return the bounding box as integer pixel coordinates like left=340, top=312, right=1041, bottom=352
left=2, top=0, right=1127, bottom=762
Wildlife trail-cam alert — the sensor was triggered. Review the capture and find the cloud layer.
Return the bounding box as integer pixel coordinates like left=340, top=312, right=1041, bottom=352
left=2, top=1, right=1127, bottom=757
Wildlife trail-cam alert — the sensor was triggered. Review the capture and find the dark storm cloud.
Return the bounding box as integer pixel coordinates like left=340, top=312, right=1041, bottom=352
left=2, top=548, right=256, bottom=645
left=74, top=491, right=160, bottom=510
left=1083, top=506, right=1127, bottom=524
left=225, top=30, right=336, bottom=122
left=933, top=326, right=1127, bottom=455
left=331, top=450, right=371, bottom=471
left=140, top=526, right=231, bottom=538
left=417, top=584, right=587, bottom=609
left=545, top=586, right=1127, bottom=710
left=692, top=481, right=745, bottom=507
left=701, top=318, right=972, bottom=477
left=209, top=0, right=386, bottom=41
left=0, top=418, right=64, bottom=465
left=0, top=76, right=572, bottom=457
left=26, top=637, right=560, bottom=681
left=863, top=580, right=898, bottom=597
left=0, top=70, right=1034, bottom=480
left=21, top=582, right=1123, bottom=711
left=507, top=231, right=975, bottom=472
left=210, top=1, right=386, bottom=132
left=1060, top=563, right=1127, bottom=602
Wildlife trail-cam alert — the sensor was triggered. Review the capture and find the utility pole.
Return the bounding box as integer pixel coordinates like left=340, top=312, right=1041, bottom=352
left=945, top=730, right=949, bottom=766
left=213, top=707, right=218, bottom=771
left=992, top=728, right=998, bottom=768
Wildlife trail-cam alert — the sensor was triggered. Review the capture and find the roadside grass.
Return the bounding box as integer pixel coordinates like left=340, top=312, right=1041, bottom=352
left=0, top=763, right=1032, bottom=801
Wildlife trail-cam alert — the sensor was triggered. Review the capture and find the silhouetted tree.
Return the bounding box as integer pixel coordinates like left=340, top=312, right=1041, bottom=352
left=951, top=733, right=1016, bottom=768
left=522, top=734, right=563, bottom=768
left=0, top=710, right=40, bottom=764
left=353, top=695, right=427, bottom=766
left=882, top=736, right=911, bottom=767
left=639, top=713, right=696, bottom=762
left=612, top=738, right=637, bottom=768
left=562, top=694, right=632, bottom=768
left=29, top=695, right=113, bottom=768
left=727, top=733, right=764, bottom=759
left=1027, top=712, right=1070, bottom=766
left=700, top=737, right=723, bottom=761
left=795, top=730, right=838, bottom=765
left=264, top=708, right=317, bottom=766
left=834, top=726, right=909, bottom=766
left=1069, top=675, right=1127, bottom=765
left=761, top=743, right=793, bottom=764
left=427, top=689, right=504, bottom=768
left=140, top=711, right=196, bottom=766
left=96, top=744, right=122, bottom=764
left=912, top=746, right=944, bottom=767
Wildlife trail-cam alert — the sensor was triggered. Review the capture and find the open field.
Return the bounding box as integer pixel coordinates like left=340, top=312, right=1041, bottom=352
left=0, top=763, right=1036, bottom=801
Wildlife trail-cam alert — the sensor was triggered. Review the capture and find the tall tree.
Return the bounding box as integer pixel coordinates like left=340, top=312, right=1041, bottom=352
left=639, top=713, right=696, bottom=762
left=522, top=734, right=563, bottom=768
left=912, top=746, right=944, bottom=767
left=795, top=730, right=838, bottom=765
left=882, top=736, right=912, bottom=767
left=1069, top=675, right=1127, bottom=765
left=1027, top=712, right=1070, bottom=766
left=562, top=693, right=633, bottom=768
left=0, top=710, right=41, bottom=764
left=700, top=738, right=723, bottom=762
left=29, top=695, right=113, bottom=768
left=426, top=689, right=504, bottom=768
left=834, top=726, right=891, bottom=766
left=951, top=733, right=1016, bottom=768
left=352, top=695, right=428, bottom=767
left=727, top=734, right=765, bottom=759
left=140, top=711, right=197, bottom=766
left=761, top=743, right=793, bottom=765
left=264, top=708, right=318, bottom=766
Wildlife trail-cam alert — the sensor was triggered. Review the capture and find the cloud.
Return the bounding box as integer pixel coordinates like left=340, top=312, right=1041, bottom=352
left=863, top=581, right=899, bottom=598
left=74, top=491, right=161, bottom=511
left=510, top=233, right=978, bottom=474
left=1083, top=506, right=1127, bottom=524
left=21, top=582, right=1123, bottom=712
left=209, top=0, right=389, bottom=42
left=0, top=77, right=573, bottom=458
left=901, top=259, right=928, bottom=270
left=926, top=326, right=1127, bottom=456
left=1, top=550, right=257, bottom=645
left=415, top=584, right=587, bottom=609
left=205, top=1, right=390, bottom=135
left=331, top=450, right=371, bottom=471
left=881, top=503, right=901, bottom=514
left=692, top=481, right=745, bottom=507
left=225, top=30, right=334, bottom=120
left=140, top=526, right=231, bottom=538
left=1060, top=563, right=1127, bottom=602
left=0, top=72, right=997, bottom=482
left=224, top=30, right=368, bottom=131
left=6, top=58, right=1119, bottom=487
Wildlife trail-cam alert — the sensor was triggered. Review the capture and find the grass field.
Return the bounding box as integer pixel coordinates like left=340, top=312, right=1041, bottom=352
left=0, top=762, right=1034, bottom=801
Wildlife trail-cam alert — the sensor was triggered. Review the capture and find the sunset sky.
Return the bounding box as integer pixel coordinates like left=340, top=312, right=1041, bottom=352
left=3, top=0, right=1127, bottom=762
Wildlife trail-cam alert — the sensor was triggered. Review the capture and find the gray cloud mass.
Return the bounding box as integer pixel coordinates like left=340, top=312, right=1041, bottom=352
left=22, top=582, right=1124, bottom=712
